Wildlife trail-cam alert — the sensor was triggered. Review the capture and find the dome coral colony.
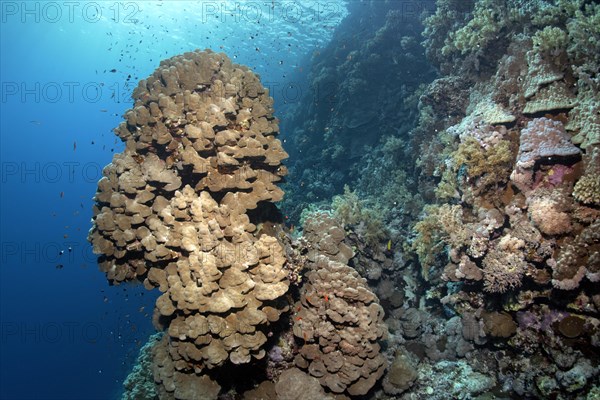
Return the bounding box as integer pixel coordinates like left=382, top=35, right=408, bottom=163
left=88, top=50, right=388, bottom=398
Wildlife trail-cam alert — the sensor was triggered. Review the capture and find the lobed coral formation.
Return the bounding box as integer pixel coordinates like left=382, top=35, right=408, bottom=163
left=89, top=50, right=290, bottom=398
left=106, top=1, right=600, bottom=398
left=278, top=0, right=600, bottom=394
left=292, top=214, right=387, bottom=396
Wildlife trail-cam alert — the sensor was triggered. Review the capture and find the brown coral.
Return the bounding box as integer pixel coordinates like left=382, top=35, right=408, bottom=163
left=293, top=215, right=387, bottom=396
left=552, top=220, right=600, bottom=290
left=573, top=174, right=600, bottom=205
left=528, top=198, right=572, bottom=235
left=88, top=50, right=290, bottom=391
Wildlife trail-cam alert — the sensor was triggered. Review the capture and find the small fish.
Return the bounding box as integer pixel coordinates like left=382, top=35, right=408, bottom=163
left=68, top=246, right=72, bottom=252
left=63, top=234, right=68, bottom=239
left=73, top=141, right=77, bottom=151
left=100, top=109, right=108, bottom=112
left=109, top=69, right=117, bottom=73
left=29, top=120, right=41, bottom=125
left=387, top=239, right=392, bottom=251
left=60, top=191, right=64, bottom=198
left=55, top=264, right=64, bottom=269
left=59, top=250, right=64, bottom=256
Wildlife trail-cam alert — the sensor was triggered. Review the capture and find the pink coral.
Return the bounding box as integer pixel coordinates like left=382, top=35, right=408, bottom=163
left=533, top=164, right=575, bottom=189
left=511, top=118, right=580, bottom=192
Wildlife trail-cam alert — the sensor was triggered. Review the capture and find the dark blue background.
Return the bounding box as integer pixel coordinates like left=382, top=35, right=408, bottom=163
left=0, top=1, right=346, bottom=398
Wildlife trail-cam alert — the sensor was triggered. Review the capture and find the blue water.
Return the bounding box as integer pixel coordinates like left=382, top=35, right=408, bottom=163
left=0, top=2, right=347, bottom=399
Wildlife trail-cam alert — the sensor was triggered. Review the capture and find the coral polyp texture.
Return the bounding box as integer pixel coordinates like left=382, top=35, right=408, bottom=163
left=511, top=117, right=581, bottom=193
left=95, top=1, right=600, bottom=398
left=89, top=50, right=290, bottom=397
left=293, top=214, right=387, bottom=396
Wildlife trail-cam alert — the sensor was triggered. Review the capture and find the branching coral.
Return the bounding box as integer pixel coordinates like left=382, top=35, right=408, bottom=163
left=482, top=243, right=528, bottom=294
left=412, top=204, right=471, bottom=280
left=442, top=0, right=507, bottom=57
left=573, top=148, right=600, bottom=205
left=331, top=185, right=387, bottom=247
left=453, top=136, right=514, bottom=190
left=532, top=26, right=569, bottom=56
left=573, top=174, right=600, bottom=205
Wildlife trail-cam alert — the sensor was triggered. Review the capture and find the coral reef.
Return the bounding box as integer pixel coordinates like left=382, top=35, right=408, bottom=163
left=511, top=118, right=581, bottom=193
left=123, top=333, right=162, bottom=400
left=103, top=1, right=600, bottom=399
left=292, top=214, right=387, bottom=396
left=401, top=1, right=600, bottom=397
left=280, top=1, right=436, bottom=223
left=90, top=50, right=290, bottom=398
left=280, top=1, right=600, bottom=398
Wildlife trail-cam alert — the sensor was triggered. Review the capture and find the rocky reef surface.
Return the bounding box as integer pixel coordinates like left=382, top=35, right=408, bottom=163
left=281, top=0, right=599, bottom=398
left=92, top=0, right=600, bottom=399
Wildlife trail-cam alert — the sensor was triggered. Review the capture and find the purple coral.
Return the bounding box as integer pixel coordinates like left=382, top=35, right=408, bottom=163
left=516, top=118, right=580, bottom=169
left=511, top=118, right=580, bottom=192
left=268, top=345, right=284, bottom=363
